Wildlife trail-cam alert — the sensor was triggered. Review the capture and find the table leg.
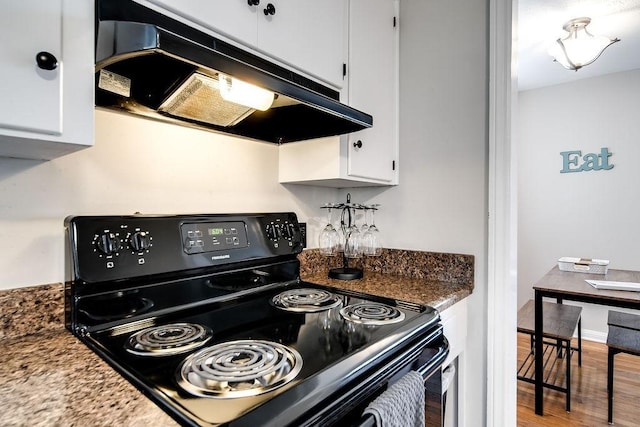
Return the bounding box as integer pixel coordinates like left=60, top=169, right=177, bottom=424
left=535, top=292, right=544, bottom=415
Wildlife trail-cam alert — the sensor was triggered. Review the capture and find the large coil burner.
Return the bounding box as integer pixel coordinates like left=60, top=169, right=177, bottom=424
left=177, top=340, right=303, bottom=398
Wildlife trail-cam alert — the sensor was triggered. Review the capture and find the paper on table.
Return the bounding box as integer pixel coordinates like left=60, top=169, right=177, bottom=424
left=585, top=280, right=640, bottom=291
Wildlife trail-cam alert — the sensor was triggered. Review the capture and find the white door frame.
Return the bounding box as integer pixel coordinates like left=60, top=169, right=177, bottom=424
left=487, top=0, right=517, bottom=425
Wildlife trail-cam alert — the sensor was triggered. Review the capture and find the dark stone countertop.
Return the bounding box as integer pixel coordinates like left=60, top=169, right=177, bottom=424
left=0, top=249, right=473, bottom=426
left=298, top=249, right=474, bottom=312
left=0, top=285, right=178, bottom=427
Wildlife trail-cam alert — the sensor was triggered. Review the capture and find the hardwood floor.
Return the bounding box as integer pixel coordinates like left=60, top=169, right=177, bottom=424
left=517, top=333, right=640, bottom=426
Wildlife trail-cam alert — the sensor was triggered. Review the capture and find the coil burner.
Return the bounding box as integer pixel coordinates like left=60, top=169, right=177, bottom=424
left=125, top=323, right=213, bottom=357
left=271, top=288, right=342, bottom=312
left=340, top=302, right=406, bottom=326
left=177, top=340, right=303, bottom=398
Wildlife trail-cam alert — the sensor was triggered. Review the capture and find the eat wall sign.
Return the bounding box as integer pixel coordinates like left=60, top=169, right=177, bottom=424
left=560, top=148, right=614, bottom=173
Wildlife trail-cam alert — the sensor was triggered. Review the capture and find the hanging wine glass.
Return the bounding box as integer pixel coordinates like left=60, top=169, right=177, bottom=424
left=359, top=206, right=369, bottom=234
left=363, top=204, right=382, bottom=256
left=318, top=204, right=339, bottom=256
left=360, top=206, right=372, bottom=256
left=344, top=212, right=362, bottom=259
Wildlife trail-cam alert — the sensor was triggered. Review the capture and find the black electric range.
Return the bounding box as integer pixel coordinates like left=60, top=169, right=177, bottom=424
left=65, top=212, right=447, bottom=426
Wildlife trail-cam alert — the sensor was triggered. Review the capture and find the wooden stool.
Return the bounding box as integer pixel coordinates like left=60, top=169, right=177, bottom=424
left=517, top=299, right=582, bottom=412
left=607, top=310, right=640, bottom=424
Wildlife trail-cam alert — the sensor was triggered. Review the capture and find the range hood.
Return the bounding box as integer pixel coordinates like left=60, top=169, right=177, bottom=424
left=95, top=0, right=373, bottom=144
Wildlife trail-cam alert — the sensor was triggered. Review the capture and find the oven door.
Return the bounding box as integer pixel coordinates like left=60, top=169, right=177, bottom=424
left=226, top=324, right=448, bottom=427
left=309, top=326, right=449, bottom=427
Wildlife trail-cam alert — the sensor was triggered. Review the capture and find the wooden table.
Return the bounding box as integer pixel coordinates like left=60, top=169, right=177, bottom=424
left=533, top=266, right=640, bottom=415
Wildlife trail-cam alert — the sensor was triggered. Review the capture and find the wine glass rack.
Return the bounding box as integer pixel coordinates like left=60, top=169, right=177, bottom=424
left=320, top=193, right=380, bottom=280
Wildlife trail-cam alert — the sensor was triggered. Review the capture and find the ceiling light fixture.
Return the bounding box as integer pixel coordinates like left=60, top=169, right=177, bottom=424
left=549, top=17, right=620, bottom=71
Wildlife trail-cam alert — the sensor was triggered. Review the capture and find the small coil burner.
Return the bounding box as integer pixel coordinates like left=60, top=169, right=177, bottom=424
left=125, top=323, right=213, bottom=357
left=271, top=288, right=342, bottom=312
left=340, top=302, right=406, bottom=325
left=177, top=340, right=303, bottom=398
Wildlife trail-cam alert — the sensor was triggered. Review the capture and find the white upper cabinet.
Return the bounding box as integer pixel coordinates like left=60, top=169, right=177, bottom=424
left=345, top=0, right=398, bottom=183
left=144, top=0, right=259, bottom=47
left=0, top=0, right=94, bottom=160
left=144, top=0, right=345, bottom=88
left=257, top=0, right=345, bottom=88
left=278, top=0, right=399, bottom=187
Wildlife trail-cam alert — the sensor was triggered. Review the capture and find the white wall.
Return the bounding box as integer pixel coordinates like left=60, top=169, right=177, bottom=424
left=0, top=110, right=337, bottom=290
left=518, top=69, right=640, bottom=337
left=350, top=0, right=489, bottom=424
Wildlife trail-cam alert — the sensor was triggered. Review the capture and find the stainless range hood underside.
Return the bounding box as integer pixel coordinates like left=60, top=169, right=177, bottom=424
left=95, top=0, right=372, bottom=144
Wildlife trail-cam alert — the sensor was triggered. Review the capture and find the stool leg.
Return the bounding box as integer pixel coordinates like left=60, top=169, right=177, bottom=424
left=578, top=317, right=582, bottom=366
left=608, top=347, right=614, bottom=424
left=565, top=339, right=571, bottom=412
left=530, top=334, right=534, bottom=353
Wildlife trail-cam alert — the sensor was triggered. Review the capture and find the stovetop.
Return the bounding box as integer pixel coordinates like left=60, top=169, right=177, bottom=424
left=80, top=280, right=437, bottom=426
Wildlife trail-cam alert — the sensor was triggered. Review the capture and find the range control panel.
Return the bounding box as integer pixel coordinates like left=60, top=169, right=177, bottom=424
left=181, top=221, right=248, bottom=254
left=66, top=213, right=303, bottom=284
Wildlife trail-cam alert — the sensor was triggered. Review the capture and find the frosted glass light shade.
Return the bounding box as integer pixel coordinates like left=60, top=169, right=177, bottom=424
left=549, top=17, right=620, bottom=71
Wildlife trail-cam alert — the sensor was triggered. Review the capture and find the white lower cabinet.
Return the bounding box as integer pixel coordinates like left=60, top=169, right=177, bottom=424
left=440, top=298, right=468, bottom=427
left=279, top=0, right=398, bottom=188
left=441, top=299, right=468, bottom=367
left=0, top=0, right=94, bottom=160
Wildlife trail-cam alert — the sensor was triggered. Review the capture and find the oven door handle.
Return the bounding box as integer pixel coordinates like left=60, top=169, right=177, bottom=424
left=417, top=335, right=449, bottom=379
left=355, top=336, right=450, bottom=427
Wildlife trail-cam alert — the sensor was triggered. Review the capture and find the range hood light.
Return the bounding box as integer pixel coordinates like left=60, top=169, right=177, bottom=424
left=218, top=74, right=274, bottom=111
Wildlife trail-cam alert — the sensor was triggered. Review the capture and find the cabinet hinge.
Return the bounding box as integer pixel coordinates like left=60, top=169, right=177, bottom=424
left=393, top=16, right=397, bottom=28
left=343, top=63, right=347, bottom=77
left=392, top=160, right=396, bottom=170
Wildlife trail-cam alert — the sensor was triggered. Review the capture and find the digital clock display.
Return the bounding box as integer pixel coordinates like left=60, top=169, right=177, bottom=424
left=208, top=228, right=224, bottom=236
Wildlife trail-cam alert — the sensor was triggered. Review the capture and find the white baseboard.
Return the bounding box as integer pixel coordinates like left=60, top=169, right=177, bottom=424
left=580, top=329, right=608, bottom=343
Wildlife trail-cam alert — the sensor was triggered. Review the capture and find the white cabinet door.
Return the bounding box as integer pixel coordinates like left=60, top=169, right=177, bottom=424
left=145, top=0, right=259, bottom=47
left=258, top=0, right=345, bottom=87
left=143, top=0, right=344, bottom=87
left=346, top=0, right=398, bottom=183
left=0, top=0, right=94, bottom=160
left=1, top=1, right=63, bottom=135
left=278, top=0, right=398, bottom=188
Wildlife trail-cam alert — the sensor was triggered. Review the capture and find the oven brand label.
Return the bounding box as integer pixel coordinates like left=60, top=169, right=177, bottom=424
left=212, top=254, right=231, bottom=260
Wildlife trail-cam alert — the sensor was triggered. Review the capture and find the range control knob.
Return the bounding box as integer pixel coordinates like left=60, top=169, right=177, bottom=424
left=129, top=231, right=151, bottom=252
left=96, top=232, right=121, bottom=255
left=281, top=223, right=295, bottom=239
left=266, top=223, right=280, bottom=240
